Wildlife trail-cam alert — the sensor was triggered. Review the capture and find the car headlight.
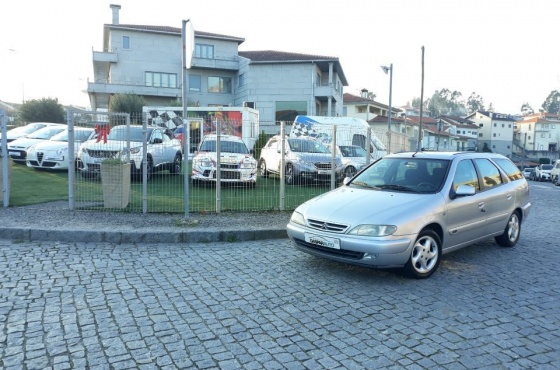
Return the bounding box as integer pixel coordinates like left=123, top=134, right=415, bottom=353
left=27, top=145, right=37, bottom=155
left=56, top=147, right=68, bottom=157
left=240, top=158, right=256, bottom=169
left=290, top=211, right=306, bottom=226
left=195, top=158, right=213, bottom=167
left=348, top=225, right=397, bottom=236
left=128, top=147, right=141, bottom=155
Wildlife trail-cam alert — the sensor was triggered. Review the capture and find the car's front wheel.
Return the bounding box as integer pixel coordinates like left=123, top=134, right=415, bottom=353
left=170, top=154, right=182, bottom=175
left=403, top=229, right=441, bottom=279
left=495, top=211, right=520, bottom=247
left=285, top=163, right=298, bottom=185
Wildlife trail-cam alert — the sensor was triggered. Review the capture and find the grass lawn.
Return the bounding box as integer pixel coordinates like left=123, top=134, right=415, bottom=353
left=4, top=161, right=333, bottom=213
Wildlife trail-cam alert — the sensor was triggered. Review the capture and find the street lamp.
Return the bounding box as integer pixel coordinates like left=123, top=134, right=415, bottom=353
left=381, top=64, right=393, bottom=153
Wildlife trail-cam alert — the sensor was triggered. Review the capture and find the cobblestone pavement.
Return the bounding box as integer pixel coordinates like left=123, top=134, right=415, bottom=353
left=1, top=182, right=559, bottom=369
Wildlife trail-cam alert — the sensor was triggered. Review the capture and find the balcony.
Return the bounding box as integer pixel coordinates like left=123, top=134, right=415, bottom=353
left=191, top=56, right=239, bottom=71
left=93, top=50, right=118, bottom=63
left=314, top=83, right=341, bottom=102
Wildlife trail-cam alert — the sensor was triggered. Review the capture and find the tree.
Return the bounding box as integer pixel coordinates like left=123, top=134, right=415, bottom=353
left=426, top=89, right=467, bottom=117
left=366, top=91, right=376, bottom=100
left=541, top=90, right=560, bottom=114
left=466, top=92, right=485, bottom=114
left=411, top=97, right=423, bottom=109
left=18, top=98, right=65, bottom=123
left=521, top=102, right=534, bottom=116
left=109, top=93, right=146, bottom=124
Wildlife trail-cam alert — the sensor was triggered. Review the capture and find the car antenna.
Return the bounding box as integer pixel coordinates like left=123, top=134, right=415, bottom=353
left=412, top=147, right=424, bottom=157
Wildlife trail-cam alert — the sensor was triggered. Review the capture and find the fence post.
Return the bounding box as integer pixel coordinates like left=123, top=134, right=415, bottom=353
left=280, top=121, right=285, bottom=211
left=68, top=110, right=75, bottom=210
left=0, top=110, right=9, bottom=208
left=366, top=128, right=372, bottom=165
left=216, top=120, right=221, bottom=213
left=331, top=125, right=337, bottom=190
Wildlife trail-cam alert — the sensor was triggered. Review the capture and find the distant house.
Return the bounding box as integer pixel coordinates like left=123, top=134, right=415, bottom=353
left=87, top=4, right=348, bottom=133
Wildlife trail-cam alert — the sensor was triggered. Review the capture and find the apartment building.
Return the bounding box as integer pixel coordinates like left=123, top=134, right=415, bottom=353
left=465, top=111, right=515, bottom=156
left=87, top=5, right=348, bottom=132
left=515, top=112, right=560, bottom=152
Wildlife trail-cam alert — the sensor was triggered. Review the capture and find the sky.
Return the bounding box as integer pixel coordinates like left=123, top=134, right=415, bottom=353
left=1, top=0, right=559, bottom=115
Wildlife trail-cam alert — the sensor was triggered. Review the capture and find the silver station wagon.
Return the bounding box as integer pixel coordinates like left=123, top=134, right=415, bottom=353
left=287, top=151, right=532, bottom=278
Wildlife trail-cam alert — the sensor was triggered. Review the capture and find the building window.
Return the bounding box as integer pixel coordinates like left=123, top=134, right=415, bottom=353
left=123, top=36, right=130, bottom=49
left=528, top=135, right=532, bottom=140
left=479, top=123, right=483, bottom=127
left=479, top=133, right=483, bottom=137
left=275, top=101, right=307, bottom=122
left=207, top=76, right=232, bottom=93
left=502, top=124, right=504, bottom=128
left=541, top=133, right=546, bottom=138
left=494, top=123, right=497, bottom=127
left=238, top=73, right=245, bottom=88
left=493, top=133, right=497, bottom=137
left=508, top=124, right=511, bottom=128
left=189, top=74, right=201, bottom=92
left=145, top=72, right=177, bottom=88
left=195, top=44, right=214, bottom=59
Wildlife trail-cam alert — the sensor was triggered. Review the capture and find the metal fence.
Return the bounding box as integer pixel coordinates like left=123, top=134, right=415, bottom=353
left=66, top=111, right=406, bottom=215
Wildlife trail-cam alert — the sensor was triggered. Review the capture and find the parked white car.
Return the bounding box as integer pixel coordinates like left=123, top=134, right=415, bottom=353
left=77, top=125, right=183, bottom=180
left=26, top=127, right=96, bottom=170
left=338, top=145, right=369, bottom=178
left=550, top=160, right=560, bottom=185
left=534, top=163, right=553, bottom=182
left=191, top=134, right=257, bottom=188
left=0, top=122, right=61, bottom=144
left=7, top=124, right=67, bottom=164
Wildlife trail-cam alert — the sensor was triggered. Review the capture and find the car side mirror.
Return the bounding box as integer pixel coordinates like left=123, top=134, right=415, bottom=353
left=452, top=184, right=476, bottom=199
left=343, top=177, right=351, bottom=185
left=152, top=138, right=163, bottom=144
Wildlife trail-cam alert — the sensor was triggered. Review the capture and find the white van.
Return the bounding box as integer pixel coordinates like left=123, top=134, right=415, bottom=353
left=289, top=115, right=387, bottom=160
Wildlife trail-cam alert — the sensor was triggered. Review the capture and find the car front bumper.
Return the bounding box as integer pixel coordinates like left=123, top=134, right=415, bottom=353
left=287, top=221, right=414, bottom=268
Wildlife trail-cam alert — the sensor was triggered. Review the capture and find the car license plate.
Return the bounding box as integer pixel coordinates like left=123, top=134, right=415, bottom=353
left=8, top=151, right=19, bottom=157
left=305, top=233, right=340, bottom=249
left=318, top=170, right=330, bottom=175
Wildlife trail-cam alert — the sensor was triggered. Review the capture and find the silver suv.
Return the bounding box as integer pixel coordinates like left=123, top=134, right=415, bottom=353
left=259, top=135, right=344, bottom=185
left=77, top=125, right=183, bottom=180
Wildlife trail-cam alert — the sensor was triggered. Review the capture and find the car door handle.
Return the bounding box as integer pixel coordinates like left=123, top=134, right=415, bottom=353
left=478, top=202, right=486, bottom=212
left=506, top=193, right=512, bottom=200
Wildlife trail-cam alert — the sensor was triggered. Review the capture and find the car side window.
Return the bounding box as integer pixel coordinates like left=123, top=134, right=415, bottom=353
left=474, top=159, right=503, bottom=189
left=453, top=160, right=480, bottom=192
left=493, top=158, right=523, bottom=181
left=151, top=130, right=163, bottom=143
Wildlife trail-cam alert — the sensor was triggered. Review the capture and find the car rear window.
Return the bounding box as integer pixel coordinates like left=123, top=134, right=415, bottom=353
left=493, top=158, right=524, bottom=181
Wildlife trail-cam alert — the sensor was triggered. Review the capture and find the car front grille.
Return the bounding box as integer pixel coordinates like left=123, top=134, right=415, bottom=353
left=213, top=171, right=241, bottom=180
left=314, top=162, right=332, bottom=170
left=293, top=237, right=364, bottom=260
left=307, top=218, right=349, bottom=233
left=220, top=163, right=239, bottom=169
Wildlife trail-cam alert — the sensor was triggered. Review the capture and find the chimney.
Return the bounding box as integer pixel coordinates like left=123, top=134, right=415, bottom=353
left=110, top=4, right=121, bottom=25
left=361, top=88, right=368, bottom=98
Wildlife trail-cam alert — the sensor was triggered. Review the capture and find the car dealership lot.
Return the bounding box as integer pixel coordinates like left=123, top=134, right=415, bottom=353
left=0, top=182, right=558, bottom=369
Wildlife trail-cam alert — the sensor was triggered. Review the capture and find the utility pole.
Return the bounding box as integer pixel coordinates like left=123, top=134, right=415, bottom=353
left=417, top=46, right=425, bottom=151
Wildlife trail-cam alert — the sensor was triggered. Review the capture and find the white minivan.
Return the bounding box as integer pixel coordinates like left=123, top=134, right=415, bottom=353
left=288, top=115, right=387, bottom=161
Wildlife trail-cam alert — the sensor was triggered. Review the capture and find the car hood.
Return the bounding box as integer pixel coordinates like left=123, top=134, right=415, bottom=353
left=290, top=152, right=338, bottom=162
left=32, top=141, right=73, bottom=151
left=8, top=138, right=47, bottom=149
left=296, top=185, right=445, bottom=231
left=81, top=140, right=142, bottom=151
left=195, top=152, right=255, bottom=163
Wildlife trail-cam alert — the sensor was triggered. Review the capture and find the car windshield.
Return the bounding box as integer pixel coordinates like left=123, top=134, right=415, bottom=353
left=350, top=157, right=450, bottom=193
left=50, top=129, right=93, bottom=142
left=288, top=139, right=330, bottom=153
left=339, top=146, right=367, bottom=157
left=27, top=126, right=65, bottom=139
left=199, top=140, right=249, bottom=154
left=542, top=165, right=553, bottom=170
left=107, top=127, right=149, bottom=142
left=9, top=124, right=44, bottom=135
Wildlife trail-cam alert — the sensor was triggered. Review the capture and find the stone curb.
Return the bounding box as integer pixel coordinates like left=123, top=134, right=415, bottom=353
left=0, top=227, right=288, bottom=244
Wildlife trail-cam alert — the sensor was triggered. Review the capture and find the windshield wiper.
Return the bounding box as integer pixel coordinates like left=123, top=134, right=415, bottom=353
left=351, top=181, right=376, bottom=189
left=377, top=184, right=415, bottom=192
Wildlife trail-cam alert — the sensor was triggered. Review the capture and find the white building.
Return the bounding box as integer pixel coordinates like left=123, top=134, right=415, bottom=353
left=465, top=111, right=515, bottom=156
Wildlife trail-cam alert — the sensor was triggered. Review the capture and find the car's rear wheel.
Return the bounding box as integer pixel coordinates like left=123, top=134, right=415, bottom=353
left=170, top=154, right=182, bottom=175
left=403, top=229, right=441, bottom=279
left=143, top=157, right=153, bottom=181
left=259, top=159, right=269, bottom=178
left=495, top=211, right=520, bottom=247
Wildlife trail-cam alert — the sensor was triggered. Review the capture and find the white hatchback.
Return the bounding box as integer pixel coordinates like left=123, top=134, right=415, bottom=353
left=191, top=134, right=257, bottom=188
